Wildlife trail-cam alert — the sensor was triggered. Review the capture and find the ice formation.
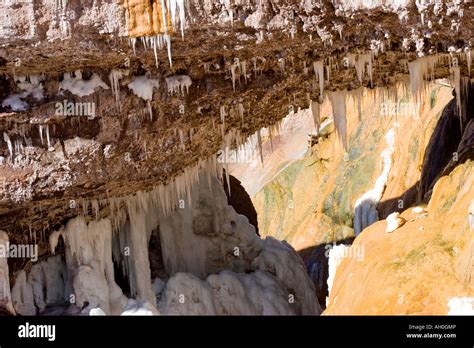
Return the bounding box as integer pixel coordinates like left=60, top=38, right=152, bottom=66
left=408, top=55, right=447, bottom=101
left=109, top=69, right=129, bottom=111
left=450, top=65, right=467, bottom=131
left=165, top=75, right=192, bottom=95
left=353, top=128, right=396, bottom=235
left=156, top=175, right=320, bottom=315
left=329, top=90, right=348, bottom=151
left=60, top=70, right=109, bottom=97
left=310, top=99, right=320, bottom=134
left=1, top=75, right=44, bottom=111
left=11, top=255, right=67, bottom=315
left=9, top=166, right=321, bottom=316
left=126, top=0, right=186, bottom=67
left=313, top=60, right=325, bottom=99
left=127, top=75, right=160, bottom=101
left=466, top=48, right=472, bottom=76
left=385, top=212, right=406, bottom=233
left=326, top=244, right=350, bottom=306
left=347, top=53, right=373, bottom=86
left=0, top=231, right=15, bottom=314
left=230, top=61, right=240, bottom=91
left=447, top=297, right=474, bottom=315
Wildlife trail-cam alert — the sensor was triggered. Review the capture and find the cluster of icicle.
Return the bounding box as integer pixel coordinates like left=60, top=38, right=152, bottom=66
left=126, top=0, right=186, bottom=67
left=408, top=51, right=472, bottom=131
left=229, top=59, right=249, bottom=91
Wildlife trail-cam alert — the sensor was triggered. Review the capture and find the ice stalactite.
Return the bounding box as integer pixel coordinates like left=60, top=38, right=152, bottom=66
left=329, top=90, right=348, bottom=151
left=230, top=62, right=239, bottom=91
left=257, top=129, right=264, bottom=164
left=0, top=231, right=15, bottom=314
left=125, top=0, right=186, bottom=67
left=108, top=69, right=129, bottom=111
left=466, top=48, right=472, bottom=76
left=3, top=133, right=13, bottom=159
left=353, top=128, right=396, bottom=236
left=347, top=53, right=373, bottom=86
left=46, top=125, right=51, bottom=149
left=408, top=55, right=447, bottom=101
left=350, top=87, right=363, bottom=121
left=310, top=99, right=320, bottom=135
left=241, top=61, right=247, bottom=83
left=60, top=70, right=109, bottom=97
left=165, top=75, right=192, bottom=95
left=278, top=58, right=285, bottom=74
left=450, top=65, right=468, bottom=132
left=238, top=103, right=244, bottom=126
left=313, top=61, right=325, bottom=100
left=179, top=129, right=185, bottom=150
left=220, top=105, right=226, bottom=138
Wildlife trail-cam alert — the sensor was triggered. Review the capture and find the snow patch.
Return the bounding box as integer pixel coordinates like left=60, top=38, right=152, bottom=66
left=447, top=297, right=474, bottom=315
left=127, top=75, right=160, bottom=101
left=60, top=70, right=109, bottom=97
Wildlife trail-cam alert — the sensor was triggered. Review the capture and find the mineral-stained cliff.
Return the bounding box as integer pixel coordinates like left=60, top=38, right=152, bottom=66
left=0, top=0, right=473, bottom=315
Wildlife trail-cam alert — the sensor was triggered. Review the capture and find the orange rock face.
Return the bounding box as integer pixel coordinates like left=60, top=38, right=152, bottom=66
left=324, top=160, right=473, bottom=315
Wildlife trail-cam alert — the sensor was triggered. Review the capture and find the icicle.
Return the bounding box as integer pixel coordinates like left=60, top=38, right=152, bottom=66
left=179, top=129, right=185, bottom=150
left=46, top=125, right=51, bottom=148
left=220, top=106, right=226, bottom=138
left=329, top=90, right=348, bottom=151
left=467, top=48, right=472, bottom=76
left=278, top=58, right=285, bottom=74
left=310, top=100, right=320, bottom=135
left=230, top=63, right=238, bottom=91
left=92, top=200, right=99, bottom=220
left=451, top=66, right=464, bottom=132
left=313, top=61, right=325, bottom=99
left=256, top=129, right=264, bottom=164
left=147, top=101, right=153, bottom=121
left=241, top=61, right=247, bottom=83
left=238, top=103, right=244, bottom=126
left=3, top=133, right=13, bottom=159
left=109, top=69, right=128, bottom=111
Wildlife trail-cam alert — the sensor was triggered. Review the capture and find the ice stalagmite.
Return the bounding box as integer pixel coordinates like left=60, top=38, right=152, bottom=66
left=313, top=61, right=324, bottom=99
left=329, top=90, right=348, bottom=151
